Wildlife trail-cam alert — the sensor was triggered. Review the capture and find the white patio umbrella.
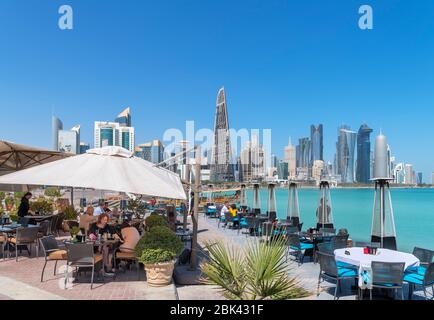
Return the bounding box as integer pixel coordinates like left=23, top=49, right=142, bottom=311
left=0, top=146, right=186, bottom=200
left=0, top=140, right=72, bottom=191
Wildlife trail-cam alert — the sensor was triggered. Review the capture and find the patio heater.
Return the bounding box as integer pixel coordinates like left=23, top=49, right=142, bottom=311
left=371, top=133, right=397, bottom=250
left=266, top=183, right=277, bottom=222
left=206, top=184, right=213, bottom=204
left=316, top=180, right=334, bottom=230
left=239, top=184, right=248, bottom=212
left=286, top=182, right=301, bottom=227
left=252, top=183, right=261, bottom=215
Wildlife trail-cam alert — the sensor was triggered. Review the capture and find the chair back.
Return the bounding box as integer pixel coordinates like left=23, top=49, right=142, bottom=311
left=49, top=215, right=58, bottom=234
left=423, top=262, right=434, bottom=286
left=319, top=228, right=336, bottom=234
left=38, top=221, right=50, bottom=237
left=317, top=252, right=338, bottom=278
left=332, top=235, right=349, bottom=249
left=55, top=212, right=66, bottom=231
left=65, top=243, right=94, bottom=264
left=261, top=222, right=274, bottom=237
left=317, top=241, right=334, bottom=255
left=412, top=247, right=434, bottom=265
left=286, top=234, right=301, bottom=250
left=371, top=261, right=404, bottom=286
left=39, top=235, right=59, bottom=256
left=267, top=211, right=277, bottom=222
left=16, top=227, right=39, bottom=243
left=285, top=226, right=299, bottom=235
left=246, top=216, right=258, bottom=229
left=354, top=241, right=381, bottom=248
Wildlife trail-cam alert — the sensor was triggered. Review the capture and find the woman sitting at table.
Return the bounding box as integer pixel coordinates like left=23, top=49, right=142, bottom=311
left=89, top=213, right=117, bottom=275
left=79, top=206, right=97, bottom=235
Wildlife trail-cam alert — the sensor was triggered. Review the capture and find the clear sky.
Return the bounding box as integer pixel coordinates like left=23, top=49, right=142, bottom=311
left=1, top=0, right=434, bottom=181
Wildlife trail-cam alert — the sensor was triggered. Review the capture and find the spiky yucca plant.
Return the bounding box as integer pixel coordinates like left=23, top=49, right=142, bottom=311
left=201, top=236, right=309, bottom=300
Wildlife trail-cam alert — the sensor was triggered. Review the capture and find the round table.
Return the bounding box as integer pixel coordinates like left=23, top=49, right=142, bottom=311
left=334, top=247, right=420, bottom=289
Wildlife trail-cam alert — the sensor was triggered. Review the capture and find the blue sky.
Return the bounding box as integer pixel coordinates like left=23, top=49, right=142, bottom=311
left=1, top=0, right=434, bottom=181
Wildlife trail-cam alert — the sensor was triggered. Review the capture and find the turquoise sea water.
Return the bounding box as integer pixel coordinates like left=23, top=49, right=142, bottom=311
left=246, top=188, right=434, bottom=253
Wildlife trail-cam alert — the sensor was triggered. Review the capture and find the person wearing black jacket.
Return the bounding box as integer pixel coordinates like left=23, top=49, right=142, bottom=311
left=17, top=192, right=35, bottom=224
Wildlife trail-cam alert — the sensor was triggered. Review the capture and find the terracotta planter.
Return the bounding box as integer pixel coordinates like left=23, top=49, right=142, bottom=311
left=144, top=260, right=175, bottom=287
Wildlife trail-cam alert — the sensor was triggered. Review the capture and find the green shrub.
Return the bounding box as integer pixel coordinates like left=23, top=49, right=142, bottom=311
left=44, top=187, right=61, bottom=198
left=30, top=197, right=54, bottom=214
left=63, top=205, right=78, bottom=220
left=144, top=214, right=168, bottom=231
left=135, top=226, right=183, bottom=265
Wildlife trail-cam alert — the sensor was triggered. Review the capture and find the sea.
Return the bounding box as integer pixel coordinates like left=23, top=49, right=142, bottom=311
left=246, top=188, right=434, bottom=253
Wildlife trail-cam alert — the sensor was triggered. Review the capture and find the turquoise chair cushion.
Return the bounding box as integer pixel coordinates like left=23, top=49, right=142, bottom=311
left=406, top=266, right=426, bottom=275
left=337, top=261, right=357, bottom=269
left=337, top=267, right=357, bottom=278
left=404, top=272, right=425, bottom=285
left=290, top=243, right=314, bottom=251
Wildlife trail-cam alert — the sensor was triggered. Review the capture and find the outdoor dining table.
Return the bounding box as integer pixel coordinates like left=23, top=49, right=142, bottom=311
left=334, top=247, right=420, bottom=290
left=0, top=224, right=40, bottom=259
left=24, top=215, right=53, bottom=221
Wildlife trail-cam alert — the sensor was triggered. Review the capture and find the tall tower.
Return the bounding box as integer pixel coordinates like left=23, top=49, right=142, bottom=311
left=356, top=124, right=373, bottom=183
left=210, top=87, right=234, bottom=182
left=336, top=125, right=357, bottom=183
left=115, top=107, right=131, bottom=127
left=52, top=116, right=63, bottom=151
left=310, top=124, right=323, bottom=163
left=284, top=137, right=296, bottom=179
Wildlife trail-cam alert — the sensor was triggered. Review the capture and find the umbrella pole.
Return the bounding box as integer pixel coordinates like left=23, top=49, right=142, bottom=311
left=70, top=187, right=74, bottom=207
left=190, top=145, right=201, bottom=270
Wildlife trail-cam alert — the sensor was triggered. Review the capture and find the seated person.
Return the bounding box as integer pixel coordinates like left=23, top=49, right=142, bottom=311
left=79, top=206, right=97, bottom=235
left=88, top=213, right=113, bottom=237
left=118, top=221, right=141, bottom=253
left=103, top=202, right=111, bottom=213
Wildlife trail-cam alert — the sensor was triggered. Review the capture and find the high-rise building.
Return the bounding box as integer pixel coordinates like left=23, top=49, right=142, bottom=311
left=336, top=126, right=357, bottom=183
left=297, top=137, right=311, bottom=169
left=310, top=124, right=323, bottom=163
left=417, top=172, right=423, bottom=185
left=210, top=87, right=234, bottom=182
left=277, top=161, right=288, bottom=180
left=284, top=137, right=296, bottom=179
left=79, top=142, right=90, bottom=154
left=239, top=136, right=265, bottom=182
left=312, top=160, right=325, bottom=182
left=52, top=116, right=63, bottom=151
left=94, top=121, right=135, bottom=152
left=57, top=124, right=80, bottom=154
left=271, top=154, right=278, bottom=168
left=356, top=124, right=373, bottom=183
left=115, top=107, right=131, bottom=127
left=135, top=140, right=165, bottom=164
left=404, top=164, right=414, bottom=184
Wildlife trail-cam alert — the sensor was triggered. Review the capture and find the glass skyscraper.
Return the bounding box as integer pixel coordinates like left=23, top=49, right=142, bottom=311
left=310, top=124, right=323, bottom=163
left=115, top=107, right=131, bottom=127
left=336, top=126, right=357, bottom=183
left=135, top=140, right=165, bottom=164
left=356, top=124, right=373, bottom=183
left=52, top=116, right=63, bottom=151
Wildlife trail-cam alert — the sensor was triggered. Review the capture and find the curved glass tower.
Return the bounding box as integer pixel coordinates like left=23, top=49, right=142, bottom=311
left=356, top=124, right=373, bottom=183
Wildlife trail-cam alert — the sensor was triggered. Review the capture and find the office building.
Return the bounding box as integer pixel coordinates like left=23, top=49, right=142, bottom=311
left=135, top=140, right=165, bottom=164
left=284, top=137, right=296, bottom=179
left=336, top=126, right=357, bottom=183
left=52, top=116, right=63, bottom=151
left=356, top=124, right=373, bottom=183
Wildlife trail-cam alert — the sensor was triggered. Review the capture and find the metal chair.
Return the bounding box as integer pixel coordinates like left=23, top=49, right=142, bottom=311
left=285, top=226, right=299, bottom=235
left=354, top=241, right=381, bottom=248
left=114, top=249, right=140, bottom=280
left=48, top=215, right=59, bottom=236
left=55, top=213, right=66, bottom=236
left=10, top=227, right=40, bottom=261
left=317, top=252, right=358, bottom=300
left=412, top=247, right=434, bottom=266
left=287, top=233, right=313, bottom=264
left=370, top=261, right=405, bottom=300
left=39, top=236, right=67, bottom=282
left=332, top=235, right=349, bottom=249
left=404, top=262, right=434, bottom=300
left=65, top=242, right=103, bottom=290
left=244, top=216, right=259, bottom=237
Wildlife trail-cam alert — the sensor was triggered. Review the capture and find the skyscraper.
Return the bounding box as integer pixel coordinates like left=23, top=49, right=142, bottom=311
left=310, top=124, right=323, bottom=163
left=94, top=121, right=135, bottom=152
left=210, top=87, right=234, bottom=182
left=52, top=116, right=63, bottom=151
left=79, top=142, right=90, bottom=154
left=356, top=124, right=373, bottom=183
left=336, top=126, right=357, bottom=183
left=297, top=137, right=311, bottom=169
left=417, top=172, right=423, bottom=184
left=115, top=107, right=131, bottom=127
left=135, top=140, right=165, bottom=164
left=283, top=137, right=296, bottom=179
left=239, top=136, right=265, bottom=182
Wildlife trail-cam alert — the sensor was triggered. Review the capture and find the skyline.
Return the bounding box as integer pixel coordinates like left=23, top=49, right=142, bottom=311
left=1, top=1, right=434, bottom=181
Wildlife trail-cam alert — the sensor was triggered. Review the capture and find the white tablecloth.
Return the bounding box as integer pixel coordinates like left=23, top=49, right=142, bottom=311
left=334, top=247, right=420, bottom=289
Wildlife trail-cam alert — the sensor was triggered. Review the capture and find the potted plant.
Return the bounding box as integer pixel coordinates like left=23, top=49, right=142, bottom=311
left=70, top=226, right=81, bottom=241
left=135, top=226, right=183, bottom=287
left=144, top=214, right=169, bottom=231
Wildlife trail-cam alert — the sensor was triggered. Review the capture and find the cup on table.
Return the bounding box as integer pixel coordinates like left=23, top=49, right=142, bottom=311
left=363, top=247, right=369, bottom=254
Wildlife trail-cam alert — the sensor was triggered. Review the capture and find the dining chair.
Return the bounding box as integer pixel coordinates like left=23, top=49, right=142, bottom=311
left=404, top=262, right=434, bottom=300
left=39, top=236, right=67, bottom=282
left=317, top=251, right=358, bottom=300
left=287, top=233, right=313, bottom=264
left=370, top=261, right=405, bottom=300
left=10, top=227, right=40, bottom=261
left=65, top=242, right=103, bottom=290
left=412, top=247, right=434, bottom=267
